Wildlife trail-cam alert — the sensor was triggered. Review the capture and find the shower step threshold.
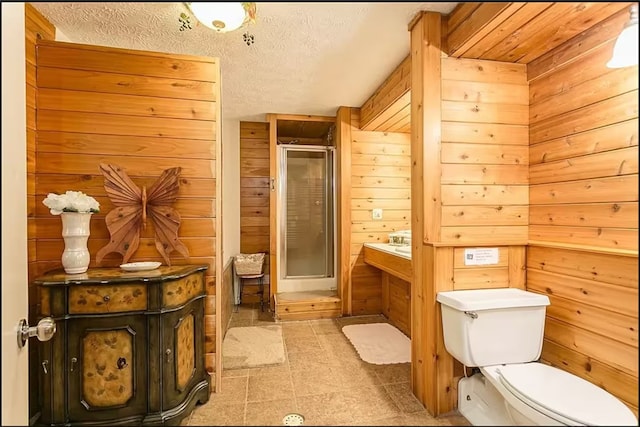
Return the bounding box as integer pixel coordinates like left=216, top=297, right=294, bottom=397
left=275, top=290, right=341, bottom=321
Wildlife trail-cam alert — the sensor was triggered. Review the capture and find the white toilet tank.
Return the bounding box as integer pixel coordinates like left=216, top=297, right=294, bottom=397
left=436, top=288, right=550, bottom=367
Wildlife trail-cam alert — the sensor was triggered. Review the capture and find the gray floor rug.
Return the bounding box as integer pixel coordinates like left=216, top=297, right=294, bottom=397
left=222, top=325, right=285, bottom=369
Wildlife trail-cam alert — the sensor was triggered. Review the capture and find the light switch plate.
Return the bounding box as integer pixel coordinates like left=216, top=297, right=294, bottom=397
left=372, top=208, right=383, bottom=220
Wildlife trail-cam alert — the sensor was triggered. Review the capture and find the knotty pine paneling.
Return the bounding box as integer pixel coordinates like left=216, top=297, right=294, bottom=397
left=381, top=272, right=411, bottom=337
left=527, top=14, right=639, bottom=414
left=529, top=119, right=638, bottom=165
left=37, top=174, right=215, bottom=198
left=37, top=131, right=216, bottom=159
left=446, top=2, right=631, bottom=65
left=37, top=110, right=216, bottom=141
left=37, top=43, right=219, bottom=81
left=33, top=41, right=221, bottom=383
left=38, top=88, right=217, bottom=121
left=239, top=122, right=271, bottom=293
left=36, top=152, right=215, bottom=178
left=348, top=108, right=411, bottom=315
left=528, top=19, right=638, bottom=251
left=412, top=14, right=535, bottom=416
left=38, top=66, right=216, bottom=102
left=440, top=57, right=529, bottom=245
left=359, top=54, right=411, bottom=133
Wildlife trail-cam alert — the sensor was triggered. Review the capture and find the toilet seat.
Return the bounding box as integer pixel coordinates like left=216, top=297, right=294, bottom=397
left=493, top=362, right=637, bottom=426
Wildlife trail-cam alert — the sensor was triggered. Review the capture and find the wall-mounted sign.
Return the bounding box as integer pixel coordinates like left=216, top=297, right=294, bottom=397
left=464, top=248, right=499, bottom=266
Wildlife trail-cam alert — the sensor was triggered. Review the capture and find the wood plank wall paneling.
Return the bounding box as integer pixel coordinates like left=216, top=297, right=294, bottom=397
left=527, top=9, right=639, bottom=415
left=381, top=272, right=411, bottom=337
left=446, top=2, right=522, bottom=57
left=440, top=57, right=529, bottom=246
left=410, top=12, right=533, bottom=416
left=446, top=2, right=632, bottom=64
left=238, top=122, right=271, bottom=301
left=528, top=23, right=638, bottom=252
left=410, top=11, right=445, bottom=415
left=33, top=40, right=221, bottom=381
left=337, top=106, right=352, bottom=315
left=359, top=55, right=411, bottom=133
left=25, top=3, right=55, bottom=420
left=349, top=108, right=411, bottom=315
left=528, top=247, right=639, bottom=414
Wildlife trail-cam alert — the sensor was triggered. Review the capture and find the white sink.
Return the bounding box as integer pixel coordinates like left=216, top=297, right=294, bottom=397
left=395, top=246, right=411, bottom=254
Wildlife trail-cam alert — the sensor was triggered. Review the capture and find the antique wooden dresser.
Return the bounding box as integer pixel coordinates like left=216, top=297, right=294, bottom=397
left=34, top=264, right=210, bottom=426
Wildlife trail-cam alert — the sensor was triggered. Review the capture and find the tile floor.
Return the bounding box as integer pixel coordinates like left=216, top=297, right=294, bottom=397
left=182, top=303, right=471, bottom=426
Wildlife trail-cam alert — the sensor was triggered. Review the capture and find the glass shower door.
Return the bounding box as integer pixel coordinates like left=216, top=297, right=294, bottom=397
left=281, top=146, right=334, bottom=280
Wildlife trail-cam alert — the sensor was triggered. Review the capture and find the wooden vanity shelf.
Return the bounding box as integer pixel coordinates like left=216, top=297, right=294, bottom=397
left=363, top=245, right=412, bottom=282
left=34, top=264, right=210, bottom=426
left=363, top=244, right=412, bottom=337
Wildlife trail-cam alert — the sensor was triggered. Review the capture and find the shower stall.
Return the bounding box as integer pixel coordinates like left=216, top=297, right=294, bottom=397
left=276, top=144, right=336, bottom=293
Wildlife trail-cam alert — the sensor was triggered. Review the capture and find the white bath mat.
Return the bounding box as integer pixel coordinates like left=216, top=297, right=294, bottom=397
left=342, top=322, right=411, bottom=364
left=223, top=325, right=285, bottom=369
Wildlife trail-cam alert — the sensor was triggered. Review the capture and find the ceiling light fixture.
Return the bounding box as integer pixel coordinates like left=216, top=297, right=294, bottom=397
left=185, top=2, right=256, bottom=33
left=607, top=4, right=638, bottom=68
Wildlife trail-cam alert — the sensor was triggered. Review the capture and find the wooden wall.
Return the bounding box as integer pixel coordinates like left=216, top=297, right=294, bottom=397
left=381, top=273, right=411, bottom=337
left=439, top=57, right=529, bottom=244
left=526, top=7, right=639, bottom=415
left=248, top=112, right=409, bottom=314
left=238, top=121, right=270, bottom=302
left=410, top=11, right=531, bottom=416
left=25, top=4, right=55, bottom=420
left=359, top=55, right=411, bottom=133
left=362, top=245, right=412, bottom=335
left=444, top=2, right=632, bottom=63
left=32, top=40, right=221, bottom=385
left=346, top=108, right=412, bottom=315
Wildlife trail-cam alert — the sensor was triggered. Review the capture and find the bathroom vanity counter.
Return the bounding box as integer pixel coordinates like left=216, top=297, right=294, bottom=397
left=363, top=243, right=412, bottom=337
left=363, top=243, right=412, bottom=281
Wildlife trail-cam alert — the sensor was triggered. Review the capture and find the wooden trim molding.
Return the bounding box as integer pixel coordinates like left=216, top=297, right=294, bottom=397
left=267, top=113, right=278, bottom=309
left=528, top=240, right=639, bottom=258
left=214, top=60, right=223, bottom=393
left=336, top=106, right=352, bottom=315
left=410, top=10, right=447, bottom=416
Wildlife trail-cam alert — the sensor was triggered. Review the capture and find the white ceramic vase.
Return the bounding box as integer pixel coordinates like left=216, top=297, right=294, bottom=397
left=60, top=212, right=92, bottom=274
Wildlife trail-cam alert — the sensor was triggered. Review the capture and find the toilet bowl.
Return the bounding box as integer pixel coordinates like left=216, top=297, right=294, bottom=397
left=471, top=363, right=637, bottom=425
left=437, top=288, right=638, bottom=426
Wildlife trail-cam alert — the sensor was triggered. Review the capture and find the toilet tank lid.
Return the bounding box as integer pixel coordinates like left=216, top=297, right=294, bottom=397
left=436, top=288, right=550, bottom=311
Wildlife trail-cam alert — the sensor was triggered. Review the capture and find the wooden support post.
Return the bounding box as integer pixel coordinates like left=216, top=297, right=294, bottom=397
left=410, top=11, right=456, bottom=416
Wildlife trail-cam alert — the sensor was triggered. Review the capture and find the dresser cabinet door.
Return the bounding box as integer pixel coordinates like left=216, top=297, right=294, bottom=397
left=67, top=315, right=148, bottom=422
left=161, top=298, right=207, bottom=410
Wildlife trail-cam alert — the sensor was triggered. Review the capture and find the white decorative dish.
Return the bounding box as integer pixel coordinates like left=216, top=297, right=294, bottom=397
left=120, top=261, right=162, bottom=272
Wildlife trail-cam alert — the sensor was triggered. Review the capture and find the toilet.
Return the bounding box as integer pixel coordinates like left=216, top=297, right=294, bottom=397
left=436, top=288, right=637, bottom=426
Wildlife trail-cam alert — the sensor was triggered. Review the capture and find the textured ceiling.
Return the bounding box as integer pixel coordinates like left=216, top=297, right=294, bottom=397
left=32, top=2, right=458, bottom=122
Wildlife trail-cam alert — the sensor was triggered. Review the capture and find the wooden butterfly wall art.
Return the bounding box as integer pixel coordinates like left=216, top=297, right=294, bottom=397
left=96, top=163, right=189, bottom=266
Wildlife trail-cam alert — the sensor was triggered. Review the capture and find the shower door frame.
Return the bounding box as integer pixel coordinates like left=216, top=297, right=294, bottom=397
left=276, top=144, right=337, bottom=293
left=268, top=114, right=339, bottom=308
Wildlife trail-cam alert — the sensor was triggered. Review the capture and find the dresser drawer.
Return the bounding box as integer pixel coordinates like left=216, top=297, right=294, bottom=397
left=69, top=284, right=147, bottom=314
left=162, top=273, right=205, bottom=308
